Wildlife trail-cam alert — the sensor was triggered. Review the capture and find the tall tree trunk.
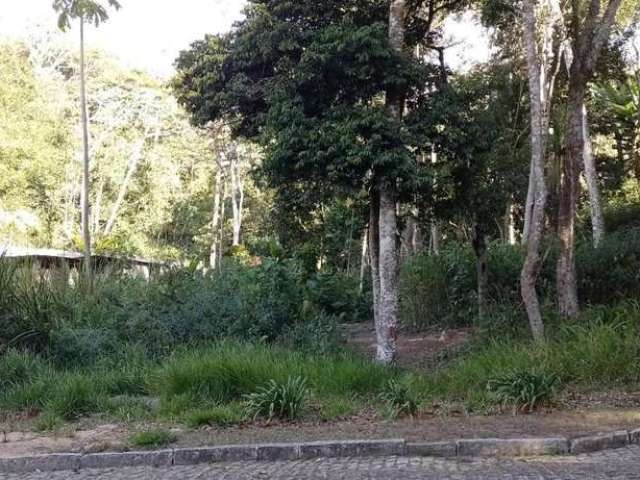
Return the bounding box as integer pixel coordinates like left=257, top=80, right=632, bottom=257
left=376, top=181, right=399, bottom=363
left=229, top=151, right=244, bottom=247
left=504, top=199, right=517, bottom=245
left=367, top=0, right=406, bottom=364
left=556, top=0, right=622, bottom=317
left=581, top=104, right=605, bottom=248
left=210, top=168, right=223, bottom=269
left=472, top=223, right=488, bottom=323
left=103, top=138, right=145, bottom=237
left=522, top=162, right=536, bottom=244
left=368, top=192, right=381, bottom=329
left=79, top=16, right=91, bottom=278
left=520, top=0, right=561, bottom=341
left=359, top=227, right=368, bottom=294
left=557, top=82, right=583, bottom=318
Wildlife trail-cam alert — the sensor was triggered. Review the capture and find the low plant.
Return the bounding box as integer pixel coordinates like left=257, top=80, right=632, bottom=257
left=487, top=369, right=558, bottom=414
left=184, top=404, right=246, bottom=428
left=244, top=376, right=308, bottom=421
left=129, top=429, right=177, bottom=448
left=380, top=379, right=420, bottom=418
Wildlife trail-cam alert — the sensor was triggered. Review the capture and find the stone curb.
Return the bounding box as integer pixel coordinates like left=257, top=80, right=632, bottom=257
left=1, top=429, right=638, bottom=474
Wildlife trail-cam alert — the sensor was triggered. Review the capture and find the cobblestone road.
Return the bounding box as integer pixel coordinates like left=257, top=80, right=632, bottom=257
left=2, top=445, right=640, bottom=480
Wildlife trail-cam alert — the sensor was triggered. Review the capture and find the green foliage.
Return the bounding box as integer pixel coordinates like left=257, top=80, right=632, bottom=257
left=487, top=369, right=558, bottom=413
left=184, top=404, right=246, bottom=428
left=306, top=271, right=370, bottom=322
left=380, top=379, right=420, bottom=418
left=44, top=373, right=100, bottom=420
left=425, top=301, right=640, bottom=410
left=281, top=312, right=344, bottom=355
left=129, top=429, right=177, bottom=449
left=244, top=376, right=308, bottom=421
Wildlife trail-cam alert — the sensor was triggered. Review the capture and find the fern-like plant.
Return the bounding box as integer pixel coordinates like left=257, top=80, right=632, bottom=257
left=244, top=376, right=308, bottom=422
left=487, top=369, right=558, bottom=414
left=380, top=379, right=420, bottom=418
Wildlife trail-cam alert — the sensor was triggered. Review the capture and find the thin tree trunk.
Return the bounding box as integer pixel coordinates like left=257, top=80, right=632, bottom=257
left=429, top=147, right=441, bottom=255
left=210, top=168, right=223, bottom=269
left=522, top=162, right=536, bottom=244
left=359, top=227, right=368, bottom=294
left=369, top=192, right=380, bottom=327
left=520, top=0, right=560, bottom=341
left=103, top=138, right=145, bottom=237
left=229, top=151, right=244, bottom=247
left=93, top=178, right=104, bottom=235
left=79, top=16, right=91, bottom=278
left=504, top=199, right=517, bottom=245
left=581, top=104, right=605, bottom=248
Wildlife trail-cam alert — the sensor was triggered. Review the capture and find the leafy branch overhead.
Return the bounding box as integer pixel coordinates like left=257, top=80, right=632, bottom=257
left=53, top=0, right=121, bottom=30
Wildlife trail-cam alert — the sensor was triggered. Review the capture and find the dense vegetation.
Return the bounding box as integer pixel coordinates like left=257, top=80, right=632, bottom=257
left=1, top=0, right=640, bottom=435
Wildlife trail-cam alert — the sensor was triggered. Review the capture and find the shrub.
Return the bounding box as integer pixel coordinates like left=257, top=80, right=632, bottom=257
left=0, top=349, right=50, bottom=390
left=380, top=379, right=420, bottom=418
left=44, top=373, right=100, bottom=420
left=281, top=312, right=343, bottom=355
left=129, top=429, right=176, bottom=448
left=244, top=376, right=308, bottom=421
left=305, top=270, right=370, bottom=322
left=487, top=369, right=558, bottom=414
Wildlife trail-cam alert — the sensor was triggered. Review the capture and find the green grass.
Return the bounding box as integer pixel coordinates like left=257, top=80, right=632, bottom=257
left=1, top=303, right=639, bottom=427
left=184, top=403, right=246, bottom=428
left=129, top=429, right=177, bottom=448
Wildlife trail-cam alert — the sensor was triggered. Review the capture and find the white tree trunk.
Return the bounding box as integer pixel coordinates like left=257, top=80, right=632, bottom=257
left=229, top=149, right=244, bottom=247
left=522, top=161, right=536, bottom=244
left=376, top=184, right=399, bottom=363
left=103, top=138, right=145, bottom=237
left=210, top=168, right=223, bottom=269
left=370, top=0, right=406, bottom=364
left=520, top=0, right=562, bottom=341
left=79, top=16, right=92, bottom=277
left=581, top=104, right=605, bottom=247
left=359, top=227, right=368, bottom=294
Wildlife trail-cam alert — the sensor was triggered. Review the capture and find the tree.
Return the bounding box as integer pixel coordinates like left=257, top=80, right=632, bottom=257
left=556, top=0, right=624, bottom=317
left=53, top=0, right=121, bottom=277
left=520, top=0, right=564, bottom=340
left=173, top=1, right=462, bottom=363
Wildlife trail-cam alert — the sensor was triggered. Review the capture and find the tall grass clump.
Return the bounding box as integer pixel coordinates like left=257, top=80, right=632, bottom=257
left=155, top=343, right=394, bottom=409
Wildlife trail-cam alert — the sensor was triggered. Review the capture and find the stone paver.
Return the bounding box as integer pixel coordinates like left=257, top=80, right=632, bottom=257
left=2, top=445, right=640, bottom=480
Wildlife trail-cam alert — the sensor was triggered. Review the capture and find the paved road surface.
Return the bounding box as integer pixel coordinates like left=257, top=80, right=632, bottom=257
left=2, top=445, right=640, bottom=479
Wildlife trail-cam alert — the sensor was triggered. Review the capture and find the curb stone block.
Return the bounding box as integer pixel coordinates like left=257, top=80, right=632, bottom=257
left=256, top=443, right=301, bottom=461
left=570, top=431, right=629, bottom=454
left=457, top=438, right=569, bottom=457
left=406, top=441, right=457, bottom=457
left=0, top=454, right=82, bottom=473
left=629, top=428, right=640, bottom=444
left=173, top=445, right=258, bottom=465
left=299, top=439, right=405, bottom=459
left=79, top=450, right=173, bottom=469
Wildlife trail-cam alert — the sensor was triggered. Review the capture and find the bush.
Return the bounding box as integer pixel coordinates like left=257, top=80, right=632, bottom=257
left=380, top=379, right=420, bottom=418
left=44, top=373, right=100, bottom=420
left=487, top=369, right=558, bottom=414
left=305, top=270, right=371, bottom=322
left=244, top=376, right=308, bottom=421
left=281, top=312, right=343, bottom=355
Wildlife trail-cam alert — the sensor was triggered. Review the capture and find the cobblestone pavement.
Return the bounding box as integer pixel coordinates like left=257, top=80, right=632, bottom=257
left=2, top=445, right=640, bottom=480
